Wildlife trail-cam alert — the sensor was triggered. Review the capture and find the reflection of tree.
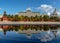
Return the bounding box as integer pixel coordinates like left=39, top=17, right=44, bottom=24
left=50, top=25, right=58, bottom=30
left=13, top=26, right=19, bottom=31
left=43, top=25, right=49, bottom=31
left=2, top=25, right=59, bottom=32
left=39, top=25, right=42, bottom=30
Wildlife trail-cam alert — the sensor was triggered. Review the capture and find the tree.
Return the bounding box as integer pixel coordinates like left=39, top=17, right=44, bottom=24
left=7, top=15, right=14, bottom=21
left=50, top=16, right=58, bottom=22
left=30, top=16, right=34, bottom=21
left=43, top=15, right=49, bottom=21
left=24, top=16, right=29, bottom=21
left=19, top=15, right=24, bottom=21
left=34, top=15, right=39, bottom=21
left=14, top=15, right=19, bottom=21
left=39, top=15, right=42, bottom=21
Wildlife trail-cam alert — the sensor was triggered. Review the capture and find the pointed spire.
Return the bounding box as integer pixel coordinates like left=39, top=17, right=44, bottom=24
left=54, top=8, right=56, bottom=13
left=51, top=8, right=57, bottom=17
left=3, top=11, right=7, bottom=16
left=53, top=8, right=57, bottom=15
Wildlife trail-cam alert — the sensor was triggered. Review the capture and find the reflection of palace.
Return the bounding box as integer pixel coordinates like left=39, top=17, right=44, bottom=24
left=16, top=29, right=41, bottom=39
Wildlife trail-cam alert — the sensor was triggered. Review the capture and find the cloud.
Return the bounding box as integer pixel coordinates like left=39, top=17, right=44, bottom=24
left=26, top=7, right=32, bottom=11
left=56, top=10, right=60, bottom=16
left=40, top=34, right=53, bottom=42
left=37, top=4, right=53, bottom=12
left=57, top=12, right=60, bottom=15
left=47, top=12, right=51, bottom=16
left=36, top=4, right=55, bottom=15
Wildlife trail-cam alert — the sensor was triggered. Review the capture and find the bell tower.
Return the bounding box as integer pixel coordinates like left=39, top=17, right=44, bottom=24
left=51, top=8, right=57, bottom=17
left=3, top=11, right=7, bottom=16
left=2, top=11, right=8, bottom=21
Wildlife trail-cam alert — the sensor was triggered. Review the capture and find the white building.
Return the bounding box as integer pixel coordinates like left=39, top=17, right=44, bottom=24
left=16, top=9, right=40, bottom=17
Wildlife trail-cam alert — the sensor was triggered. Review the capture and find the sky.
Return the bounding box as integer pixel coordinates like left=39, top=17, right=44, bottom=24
left=0, top=0, right=60, bottom=15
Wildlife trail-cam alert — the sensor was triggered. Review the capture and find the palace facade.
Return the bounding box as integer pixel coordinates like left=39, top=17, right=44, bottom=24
left=17, top=9, right=40, bottom=17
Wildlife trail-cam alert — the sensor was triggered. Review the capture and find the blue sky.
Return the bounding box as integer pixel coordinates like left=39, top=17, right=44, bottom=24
left=0, top=0, right=60, bottom=15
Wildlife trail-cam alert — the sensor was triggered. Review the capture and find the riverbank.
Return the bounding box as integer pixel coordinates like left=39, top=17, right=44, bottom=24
left=0, top=21, right=60, bottom=25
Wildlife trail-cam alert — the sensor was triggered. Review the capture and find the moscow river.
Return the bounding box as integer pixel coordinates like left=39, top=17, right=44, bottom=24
left=0, top=25, right=60, bottom=43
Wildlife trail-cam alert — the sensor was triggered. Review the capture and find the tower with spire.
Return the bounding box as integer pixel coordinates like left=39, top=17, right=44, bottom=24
left=3, top=11, right=7, bottom=16
left=51, top=8, right=58, bottom=17
left=2, top=11, right=8, bottom=21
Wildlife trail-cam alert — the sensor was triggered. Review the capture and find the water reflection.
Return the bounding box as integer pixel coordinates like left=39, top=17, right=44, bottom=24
left=38, top=33, right=53, bottom=42
left=0, top=25, right=60, bottom=42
